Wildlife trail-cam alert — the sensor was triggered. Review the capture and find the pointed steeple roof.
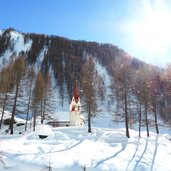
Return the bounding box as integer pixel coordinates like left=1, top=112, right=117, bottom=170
left=73, top=80, right=79, bottom=102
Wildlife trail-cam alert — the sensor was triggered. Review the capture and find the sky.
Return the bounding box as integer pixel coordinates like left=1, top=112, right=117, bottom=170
left=1, top=0, right=171, bottom=67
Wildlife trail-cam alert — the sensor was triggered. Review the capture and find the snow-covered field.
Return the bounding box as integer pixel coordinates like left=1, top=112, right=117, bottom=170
left=0, top=125, right=171, bottom=171
left=0, top=29, right=171, bottom=170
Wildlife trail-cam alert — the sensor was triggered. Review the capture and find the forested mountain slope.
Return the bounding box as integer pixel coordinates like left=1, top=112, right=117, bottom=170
left=0, top=28, right=171, bottom=133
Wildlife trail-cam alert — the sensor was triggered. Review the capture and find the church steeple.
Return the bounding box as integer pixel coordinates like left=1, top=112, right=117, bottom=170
left=69, top=80, right=84, bottom=126
left=73, top=80, right=79, bottom=103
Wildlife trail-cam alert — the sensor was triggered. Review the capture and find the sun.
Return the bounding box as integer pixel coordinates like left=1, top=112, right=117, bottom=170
left=125, top=0, right=171, bottom=66
left=134, top=3, right=171, bottom=54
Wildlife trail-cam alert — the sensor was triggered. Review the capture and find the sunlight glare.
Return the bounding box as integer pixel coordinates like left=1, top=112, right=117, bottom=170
left=134, top=6, right=171, bottom=53
left=125, top=0, right=171, bottom=66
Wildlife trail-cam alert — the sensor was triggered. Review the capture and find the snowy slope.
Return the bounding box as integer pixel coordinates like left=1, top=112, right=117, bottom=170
left=0, top=29, right=4, bottom=36
left=10, top=31, right=32, bottom=55
left=34, top=45, right=48, bottom=72
left=95, top=59, right=111, bottom=89
left=0, top=30, right=32, bottom=68
left=0, top=29, right=81, bottom=114
left=0, top=126, right=171, bottom=171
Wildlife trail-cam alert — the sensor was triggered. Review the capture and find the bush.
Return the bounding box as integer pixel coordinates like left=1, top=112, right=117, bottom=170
left=3, top=118, right=16, bottom=125
left=16, top=123, right=25, bottom=127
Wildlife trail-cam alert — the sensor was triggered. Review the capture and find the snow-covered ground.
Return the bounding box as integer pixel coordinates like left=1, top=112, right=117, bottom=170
left=0, top=124, right=171, bottom=171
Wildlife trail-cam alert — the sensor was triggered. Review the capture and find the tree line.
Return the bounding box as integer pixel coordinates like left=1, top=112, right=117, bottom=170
left=0, top=54, right=54, bottom=134
left=0, top=29, right=171, bottom=137
left=109, top=57, right=171, bottom=137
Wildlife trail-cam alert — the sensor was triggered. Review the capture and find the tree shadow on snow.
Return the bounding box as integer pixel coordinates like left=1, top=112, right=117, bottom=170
left=126, top=138, right=140, bottom=171
left=54, top=139, right=84, bottom=153
left=93, top=140, right=128, bottom=168
left=10, top=140, right=84, bottom=166
left=133, top=137, right=149, bottom=171
left=150, top=135, right=158, bottom=171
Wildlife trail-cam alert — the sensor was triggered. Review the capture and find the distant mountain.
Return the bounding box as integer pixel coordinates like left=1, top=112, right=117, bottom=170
left=0, top=28, right=144, bottom=84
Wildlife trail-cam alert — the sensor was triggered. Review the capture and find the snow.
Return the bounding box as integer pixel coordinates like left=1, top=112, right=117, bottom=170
left=35, top=45, right=48, bottom=72
left=0, top=30, right=171, bottom=170
left=0, top=125, right=171, bottom=171
left=54, top=111, right=70, bottom=121
left=10, top=31, right=32, bottom=56
left=0, top=49, right=14, bottom=68
left=95, top=59, right=111, bottom=88
left=0, top=30, right=32, bottom=68
left=0, top=29, right=4, bottom=36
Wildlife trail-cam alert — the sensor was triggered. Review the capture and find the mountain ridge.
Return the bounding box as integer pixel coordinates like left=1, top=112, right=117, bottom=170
left=1, top=28, right=169, bottom=132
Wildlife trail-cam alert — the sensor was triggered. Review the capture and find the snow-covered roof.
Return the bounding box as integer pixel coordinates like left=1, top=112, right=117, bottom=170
left=55, top=111, right=70, bottom=121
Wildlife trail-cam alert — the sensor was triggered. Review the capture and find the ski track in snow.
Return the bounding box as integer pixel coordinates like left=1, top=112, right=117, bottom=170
left=0, top=127, right=171, bottom=171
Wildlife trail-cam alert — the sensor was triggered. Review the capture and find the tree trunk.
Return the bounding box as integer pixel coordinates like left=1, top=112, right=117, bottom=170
left=154, top=103, right=159, bottom=134
left=124, top=87, right=130, bottom=138
left=33, top=108, right=36, bottom=131
left=25, top=76, right=33, bottom=131
left=139, top=102, right=142, bottom=137
left=145, top=102, right=149, bottom=137
left=42, top=85, right=48, bottom=124
left=40, top=100, right=43, bottom=124
left=10, top=84, right=19, bottom=134
left=88, top=102, right=91, bottom=133
left=0, top=92, right=8, bottom=129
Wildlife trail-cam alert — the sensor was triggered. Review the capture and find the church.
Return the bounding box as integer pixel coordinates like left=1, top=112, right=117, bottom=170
left=50, top=81, right=85, bottom=127
left=69, top=81, right=85, bottom=126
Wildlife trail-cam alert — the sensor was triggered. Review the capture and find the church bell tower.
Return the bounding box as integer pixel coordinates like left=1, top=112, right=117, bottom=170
left=69, top=81, right=82, bottom=126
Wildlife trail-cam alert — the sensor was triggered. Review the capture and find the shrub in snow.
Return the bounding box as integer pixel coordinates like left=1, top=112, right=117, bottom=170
left=3, top=118, right=16, bottom=125
left=39, top=135, right=48, bottom=139
left=36, top=125, right=55, bottom=139
left=16, top=123, right=25, bottom=127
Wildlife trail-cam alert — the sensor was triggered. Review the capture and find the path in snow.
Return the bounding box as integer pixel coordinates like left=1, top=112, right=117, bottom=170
left=0, top=127, right=171, bottom=171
